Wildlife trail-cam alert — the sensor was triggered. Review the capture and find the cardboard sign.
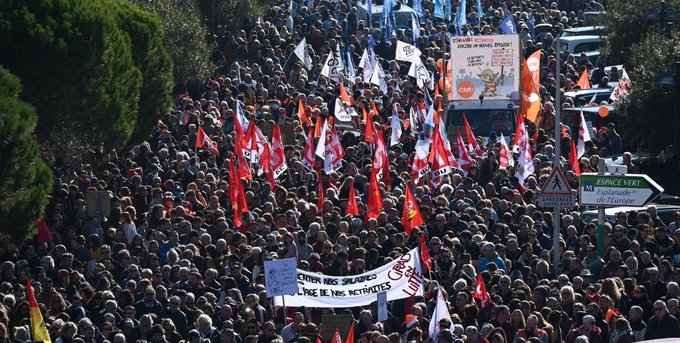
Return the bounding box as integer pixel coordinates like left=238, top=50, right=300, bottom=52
left=320, top=314, right=355, bottom=341
left=264, top=258, right=299, bottom=297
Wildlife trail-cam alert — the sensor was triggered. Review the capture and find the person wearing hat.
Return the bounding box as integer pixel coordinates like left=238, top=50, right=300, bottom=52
left=565, top=315, right=603, bottom=343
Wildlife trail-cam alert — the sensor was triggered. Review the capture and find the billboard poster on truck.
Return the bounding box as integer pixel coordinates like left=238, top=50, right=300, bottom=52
left=449, top=35, right=520, bottom=101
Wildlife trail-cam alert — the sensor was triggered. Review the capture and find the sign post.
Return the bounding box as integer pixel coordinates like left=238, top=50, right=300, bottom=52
left=579, top=163, right=664, bottom=256
left=538, top=167, right=575, bottom=268
left=264, top=258, right=299, bottom=319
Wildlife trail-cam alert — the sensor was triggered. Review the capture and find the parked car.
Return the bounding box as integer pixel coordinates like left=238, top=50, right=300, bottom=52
left=582, top=204, right=680, bottom=226
left=582, top=11, right=605, bottom=26
left=557, top=35, right=606, bottom=55
left=561, top=26, right=605, bottom=38
left=564, top=88, right=613, bottom=106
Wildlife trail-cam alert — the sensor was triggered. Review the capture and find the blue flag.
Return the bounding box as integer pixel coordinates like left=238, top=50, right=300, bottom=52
left=500, top=11, right=517, bottom=34
left=455, top=0, right=466, bottom=36
left=367, top=0, right=373, bottom=28
left=476, top=0, right=483, bottom=19
left=434, top=0, right=451, bottom=21
left=414, top=0, right=424, bottom=22
left=527, top=14, right=536, bottom=40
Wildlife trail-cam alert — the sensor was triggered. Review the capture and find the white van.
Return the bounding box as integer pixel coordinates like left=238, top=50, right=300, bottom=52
left=556, top=35, right=605, bottom=55
left=561, top=26, right=605, bottom=38
left=356, top=3, right=418, bottom=30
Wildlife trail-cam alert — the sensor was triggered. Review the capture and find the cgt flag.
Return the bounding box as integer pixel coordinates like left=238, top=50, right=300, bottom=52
left=402, top=185, right=424, bottom=237
left=473, top=273, right=490, bottom=309
left=27, top=278, right=52, bottom=343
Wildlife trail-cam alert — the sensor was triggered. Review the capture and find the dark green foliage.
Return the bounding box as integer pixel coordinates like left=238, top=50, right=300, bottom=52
left=602, top=0, right=680, bottom=152
left=198, top=0, right=273, bottom=34
left=0, top=0, right=143, bottom=151
left=616, top=33, right=680, bottom=152
left=111, top=1, right=174, bottom=144
left=130, top=0, right=213, bottom=84
left=0, top=67, right=52, bottom=245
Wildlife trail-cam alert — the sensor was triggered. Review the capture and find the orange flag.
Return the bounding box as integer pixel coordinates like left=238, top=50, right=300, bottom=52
left=298, top=98, right=311, bottom=125
left=366, top=168, right=382, bottom=220
left=578, top=68, right=591, bottom=90
left=365, top=115, right=377, bottom=144
left=346, top=322, right=355, bottom=343
left=27, top=278, right=51, bottom=342
left=402, top=184, right=424, bottom=237
left=346, top=183, right=359, bottom=216
left=521, top=52, right=541, bottom=123
left=229, top=157, right=249, bottom=229
left=339, top=83, right=354, bottom=106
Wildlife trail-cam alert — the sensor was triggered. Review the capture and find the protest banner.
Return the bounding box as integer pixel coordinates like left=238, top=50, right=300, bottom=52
left=264, top=258, right=299, bottom=297
left=449, top=35, right=520, bottom=100
left=273, top=248, right=424, bottom=308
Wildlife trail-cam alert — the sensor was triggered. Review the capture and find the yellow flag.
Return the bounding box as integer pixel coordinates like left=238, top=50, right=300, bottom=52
left=27, top=279, right=52, bottom=343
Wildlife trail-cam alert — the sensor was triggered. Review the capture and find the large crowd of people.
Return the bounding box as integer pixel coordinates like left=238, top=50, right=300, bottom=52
left=2, top=0, right=680, bottom=343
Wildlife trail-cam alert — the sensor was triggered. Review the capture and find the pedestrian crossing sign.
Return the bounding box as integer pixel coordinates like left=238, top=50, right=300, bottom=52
left=540, top=168, right=573, bottom=196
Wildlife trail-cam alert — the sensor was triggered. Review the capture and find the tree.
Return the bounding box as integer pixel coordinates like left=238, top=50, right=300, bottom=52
left=0, top=67, right=52, bottom=245
left=602, top=0, right=680, bottom=152
left=198, top=0, right=272, bottom=34
left=130, top=0, right=214, bottom=84
left=0, top=0, right=143, bottom=153
left=111, top=1, right=174, bottom=144
left=601, top=0, right=680, bottom=65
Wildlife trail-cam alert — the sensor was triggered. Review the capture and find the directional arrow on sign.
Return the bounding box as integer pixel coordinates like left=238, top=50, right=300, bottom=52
left=579, top=173, right=664, bottom=207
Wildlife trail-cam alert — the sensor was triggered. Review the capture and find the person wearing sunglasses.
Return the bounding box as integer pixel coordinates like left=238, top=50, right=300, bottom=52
left=644, top=300, right=680, bottom=340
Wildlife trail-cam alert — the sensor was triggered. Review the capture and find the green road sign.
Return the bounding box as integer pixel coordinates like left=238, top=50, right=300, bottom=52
left=579, top=173, right=664, bottom=207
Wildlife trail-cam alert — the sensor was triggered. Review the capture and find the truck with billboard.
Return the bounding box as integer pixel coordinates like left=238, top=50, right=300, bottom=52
left=445, top=34, right=521, bottom=143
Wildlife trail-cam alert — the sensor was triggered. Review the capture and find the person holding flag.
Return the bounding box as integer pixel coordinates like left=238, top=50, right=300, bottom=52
left=27, top=279, right=51, bottom=343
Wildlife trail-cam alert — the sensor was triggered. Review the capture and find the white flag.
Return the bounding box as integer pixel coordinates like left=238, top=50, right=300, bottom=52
left=370, top=62, right=388, bottom=94
left=315, top=119, right=329, bottom=158
left=515, top=137, right=534, bottom=183
left=320, top=47, right=342, bottom=83
left=408, top=60, right=432, bottom=90
left=334, top=98, right=353, bottom=122
left=428, top=289, right=452, bottom=342
left=610, top=69, right=631, bottom=102
left=293, top=37, right=312, bottom=70
left=360, top=47, right=376, bottom=82
left=346, top=50, right=356, bottom=84
left=577, top=110, right=592, bottom=158
left=395, top=40, right=422, bottom=63
left=390, top=104, right=402, bottom=146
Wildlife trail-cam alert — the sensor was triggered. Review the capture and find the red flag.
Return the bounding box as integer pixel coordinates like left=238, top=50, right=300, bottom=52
left=429, top=129, right=453, bottom=184
left=302, top=128, right=316, bottom=171
left=271, top=123, right=288, bottom=179
left=36, top=218, right=52, bottom=244
left=314, top=116, right=324, bottom=138
left=570, top=139, right=581, bottom=176
left=233, top=136, right=252, bottom=180
left=463, top=115, right=483, bottom=156
left=474, top=273, right=489, bottom=309
left=455, top=129, right=474, bottom=172
left=346, top=322, right=355, bottom=343
left=339, top=83, right=354, bottom=106
left=196, top=127, right=220, bottom=156
left=229, top=158, right=249, bottom=230
left=499, top=133, right=513, bottom=168
left=317, top=176, right=325, bottom=211
left=365, top=113, right=377, bottom=144
left=512, top=115, right=528, bottom=151
left=372, top=130, right=390, bottom=185
left=330, top=328, right=342, bottom=343
left=420, top=232, right=432, bottom=271
left=243, top=120, right=259, bottom=163
left=366, top=168, right=382, bottom=220
left=578, top=68, right=591, bottom=90
left=298, top=98, right=311, bottom=125
left=402, top=185, right=424, bottom=237
left=346, top=183, right=359, bottom=216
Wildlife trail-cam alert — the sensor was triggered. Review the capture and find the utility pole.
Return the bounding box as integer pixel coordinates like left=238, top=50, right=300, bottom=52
left=552, top=36, right=562, bottom=268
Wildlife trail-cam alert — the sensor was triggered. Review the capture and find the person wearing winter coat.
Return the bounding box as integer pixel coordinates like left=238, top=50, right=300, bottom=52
left=608, top=317, right=634, bottom=343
